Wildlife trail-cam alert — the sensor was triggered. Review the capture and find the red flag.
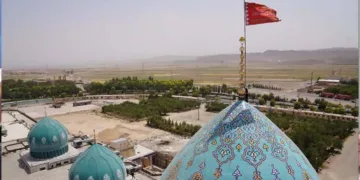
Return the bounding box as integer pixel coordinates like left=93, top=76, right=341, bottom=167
left=246, top=2, right=280, bottom=26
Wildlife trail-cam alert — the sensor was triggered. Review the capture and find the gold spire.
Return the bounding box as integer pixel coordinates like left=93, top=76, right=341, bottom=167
left=238, top=37, right=246, bottom=95
left=93, top=129, right=96, bottom=144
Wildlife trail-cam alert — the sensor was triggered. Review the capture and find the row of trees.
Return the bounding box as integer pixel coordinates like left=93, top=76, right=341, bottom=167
left=255, top=93, right=287, bottom=106
left=85, top=76, right=195, bottom=95
left=146, top=115, right=201, bottom=137
left=3, top=79, right=80, bottom=100
left=313, top=98, right=358, bottom=116
left=247, top=91, right=358, bottom=116
left=251, top=83, right=282, bottom=90
left=267, top=112, right=357, bottom=171
left=324, top=84, right=358, bottom=98
left=102, top=96, right=200, bottom=121
left=85, top=77, right=240, bottom=98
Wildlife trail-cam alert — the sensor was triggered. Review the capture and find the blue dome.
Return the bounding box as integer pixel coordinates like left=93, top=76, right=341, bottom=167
left=69, top=144, right=127, bottom=180
left=27, top=117, right=69, bottom=159
left=161, top=101, right=319, bottom=180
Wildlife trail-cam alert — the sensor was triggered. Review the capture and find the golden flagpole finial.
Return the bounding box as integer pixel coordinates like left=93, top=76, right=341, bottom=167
left=238, top=37, right=246, bottom=97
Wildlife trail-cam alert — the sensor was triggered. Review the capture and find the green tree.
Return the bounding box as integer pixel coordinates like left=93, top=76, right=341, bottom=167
left=259, top=98, right=266, bottom=105
left=351, top=108, right=358, bottom=116
left=309, top=106, right=316, bottom=111
left=317, top=100, right=327, bottom=111
left=294, top=102, right=301, bottom=109
left=325, top=107, right=333, bottom=113
left=270, top=100, right=276, bottom=107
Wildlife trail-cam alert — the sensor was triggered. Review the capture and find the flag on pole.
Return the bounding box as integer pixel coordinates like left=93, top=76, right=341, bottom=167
left=245, top=2, right=280, bottom=26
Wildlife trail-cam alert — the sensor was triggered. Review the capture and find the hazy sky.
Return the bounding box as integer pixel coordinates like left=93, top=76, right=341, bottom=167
left=3, top=0, right=358, bottom=69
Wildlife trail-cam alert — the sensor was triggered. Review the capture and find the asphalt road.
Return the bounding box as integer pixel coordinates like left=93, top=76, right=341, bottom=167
left=250, top=88, right=358, bottom=106
left=318, top=130, right=358, bottom=180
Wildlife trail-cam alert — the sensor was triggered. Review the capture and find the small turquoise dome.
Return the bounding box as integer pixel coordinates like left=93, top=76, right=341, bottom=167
left=161, top=101, right=319, bottom=180
left=27, top=116, right=69, bottom=159
left=69, top=144, right=127, bottom=180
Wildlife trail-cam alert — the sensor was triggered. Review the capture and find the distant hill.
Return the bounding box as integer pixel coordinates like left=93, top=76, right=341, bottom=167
left=136, top=55, right=196, bottom=63
left=174, top=47, right=358, bottom=65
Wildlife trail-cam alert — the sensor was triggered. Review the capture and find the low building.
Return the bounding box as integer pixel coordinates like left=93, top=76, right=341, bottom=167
left=127, top=145, right=156, bottom=168
left=317, top=79, right=340, bottom=86
left=110, top=138, right=135, bottom=158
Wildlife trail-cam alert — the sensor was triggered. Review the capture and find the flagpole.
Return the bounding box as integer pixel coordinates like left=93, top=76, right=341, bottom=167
left=243, top=0, right=248, bottom=102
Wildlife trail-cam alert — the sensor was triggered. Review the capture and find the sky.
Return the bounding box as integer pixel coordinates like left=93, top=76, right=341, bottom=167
left=3, top=0, right=358, bottom=69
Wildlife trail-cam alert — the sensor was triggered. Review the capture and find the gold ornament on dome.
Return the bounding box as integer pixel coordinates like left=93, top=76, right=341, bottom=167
left=239, top=37, right=246, bottom=42
left=238, top=88, right=245, bottom=95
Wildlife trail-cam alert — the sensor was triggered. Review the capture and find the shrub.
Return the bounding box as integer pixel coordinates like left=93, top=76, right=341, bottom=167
left=270, top=100, right=276, bottom=107
left=294, top=102, right=301, bottom=109
left=259, top=98, right=266, bottom=105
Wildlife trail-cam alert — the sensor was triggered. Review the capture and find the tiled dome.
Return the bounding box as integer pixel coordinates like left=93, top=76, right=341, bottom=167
left=69, top=144, right=127, bottom=180
left=27, top=117, right=69, bottom=159
left=161, top=101, right=319, bottom=180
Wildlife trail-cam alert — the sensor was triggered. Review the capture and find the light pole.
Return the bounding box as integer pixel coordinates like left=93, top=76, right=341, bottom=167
left=197, top=105, right=200, bottom=120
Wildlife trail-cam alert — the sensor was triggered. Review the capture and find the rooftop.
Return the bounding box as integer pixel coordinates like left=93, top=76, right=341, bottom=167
left=318, top=79, right=340, bottom=83
left=1, top=111, right=34, bottom=143
left=111, top=138, right=128, bottom=143
left=127, top=145, right=155, bottom=161
left=2, top=122, right=29, bottom=142
left=17, top=102, right=101, bottom=119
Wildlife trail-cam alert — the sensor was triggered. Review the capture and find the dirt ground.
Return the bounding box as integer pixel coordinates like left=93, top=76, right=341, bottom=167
left=51, top=111, right=168, bottom=144
left=49, top=105, right=219, bottom=154
left=164, top=103, right=217, bottom=126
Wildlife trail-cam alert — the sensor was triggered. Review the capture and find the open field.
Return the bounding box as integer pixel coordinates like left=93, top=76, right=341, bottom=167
left=4, top=64, right=357, bottom=90
left=51, top=111, right=169, bottom=144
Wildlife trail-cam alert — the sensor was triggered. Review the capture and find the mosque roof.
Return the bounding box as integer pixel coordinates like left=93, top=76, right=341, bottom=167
left=69, top=144, right=127, bottom=180
left=27, top=116, right=69, bottom=159
left=161, top=101, right=319, bottom=180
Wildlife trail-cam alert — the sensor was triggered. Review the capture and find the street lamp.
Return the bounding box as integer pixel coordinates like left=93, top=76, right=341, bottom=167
left=197, top=105, right=200, bottom=120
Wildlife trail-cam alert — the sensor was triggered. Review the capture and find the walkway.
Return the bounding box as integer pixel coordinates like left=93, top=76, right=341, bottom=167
left=318, top=130, right=358, bottom=180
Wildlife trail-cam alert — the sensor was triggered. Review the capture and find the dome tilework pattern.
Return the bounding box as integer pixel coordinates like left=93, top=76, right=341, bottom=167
left=27, top=116, right=69, bottom=159
left=161, top=101, right=319, bottom=180
left=69, top=144, right=127, bottom=180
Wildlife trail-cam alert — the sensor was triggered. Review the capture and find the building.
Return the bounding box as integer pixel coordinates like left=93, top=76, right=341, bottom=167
left=110, top=138, right=135, bottom=158
left=20, top=117, right=82, bottom=174
left=161, top=101, right=319, bottom=179
left=68, top=144, right=127, bottom=180
left=317, top=79, right=340, bottom=86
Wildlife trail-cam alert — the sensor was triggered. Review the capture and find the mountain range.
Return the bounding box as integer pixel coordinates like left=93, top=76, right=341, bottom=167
left=170, top=47, right=358, bottom=65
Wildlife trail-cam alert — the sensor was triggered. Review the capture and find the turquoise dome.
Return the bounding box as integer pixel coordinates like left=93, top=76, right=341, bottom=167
left=161, top=101, right=319, bottom=180
left=69, top=144, right=127, bottom=180
left=27, top=116, right=69, bottom=159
